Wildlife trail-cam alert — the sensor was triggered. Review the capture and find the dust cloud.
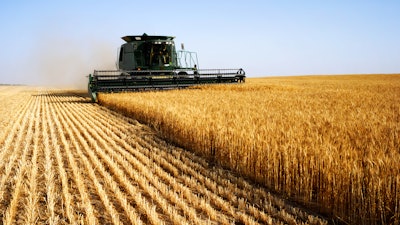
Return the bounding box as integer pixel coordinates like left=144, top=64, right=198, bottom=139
left=31, top=34, right=116, bottom=90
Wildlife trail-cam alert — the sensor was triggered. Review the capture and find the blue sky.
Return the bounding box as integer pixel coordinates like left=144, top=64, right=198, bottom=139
left=0, top=1, right=399, bottom=87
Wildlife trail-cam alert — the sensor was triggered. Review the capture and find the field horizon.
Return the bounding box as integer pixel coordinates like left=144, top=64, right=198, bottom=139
left=2, top=72, right=400, bottom=88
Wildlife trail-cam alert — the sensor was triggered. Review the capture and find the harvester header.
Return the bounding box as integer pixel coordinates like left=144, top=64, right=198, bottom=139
left=88, top=33, right=245, bottom=102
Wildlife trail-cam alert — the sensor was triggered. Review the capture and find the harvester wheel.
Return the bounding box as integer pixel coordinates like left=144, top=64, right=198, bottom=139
left=88, top=84, right=97, bottom=103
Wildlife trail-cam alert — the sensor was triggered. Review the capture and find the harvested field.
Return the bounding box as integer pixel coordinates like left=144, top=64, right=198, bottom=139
left=0, top=86, right=327, bottom=224
left=99, top=75, right=400, bottom=225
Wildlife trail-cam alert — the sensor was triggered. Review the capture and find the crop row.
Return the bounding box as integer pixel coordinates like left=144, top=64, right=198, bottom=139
left=0, top=87, right=326, bottom=224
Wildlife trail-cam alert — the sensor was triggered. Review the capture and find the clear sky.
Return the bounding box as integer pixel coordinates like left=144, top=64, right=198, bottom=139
left=0, top=0, right=399, bottom=88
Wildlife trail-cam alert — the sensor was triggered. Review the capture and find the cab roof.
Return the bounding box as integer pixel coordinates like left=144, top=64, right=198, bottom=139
left=122, top=33, right=175, bottom=43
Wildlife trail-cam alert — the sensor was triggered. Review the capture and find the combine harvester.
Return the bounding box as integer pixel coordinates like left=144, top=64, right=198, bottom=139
left=88, top=33, right=245, bottom=102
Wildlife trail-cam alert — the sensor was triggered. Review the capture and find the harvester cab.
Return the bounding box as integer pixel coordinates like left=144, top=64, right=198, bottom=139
left=88, top=33, right=245, bottom=102
left=118, top=34, right=178, bottom=71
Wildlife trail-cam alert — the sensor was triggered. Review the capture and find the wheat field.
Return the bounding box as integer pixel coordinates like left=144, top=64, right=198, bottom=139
left=0, top=86, right=327, bottom=224
left=99, top=74, right=400, bottom=225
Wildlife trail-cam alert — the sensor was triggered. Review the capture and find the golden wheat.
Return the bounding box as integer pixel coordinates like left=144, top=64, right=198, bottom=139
left=0, top=86, right=328, bottom=224
left=99, top=74, right=400, bottom=225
